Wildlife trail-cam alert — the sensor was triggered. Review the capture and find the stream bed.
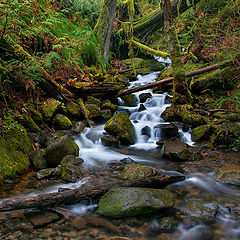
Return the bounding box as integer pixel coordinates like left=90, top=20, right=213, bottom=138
left=0, top=68, right=240, bottom=240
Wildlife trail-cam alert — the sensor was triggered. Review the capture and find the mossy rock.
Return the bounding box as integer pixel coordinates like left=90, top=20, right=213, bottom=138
left=157, top=216, right=179, bottom=232
left=101, top=135, right=120, bottom=147
left=65, top=102, right=82, bottom=119
left=21, top=114, right=41, bottom=133
left=85, top=96, right=101, bottom=107
left=53, top=114, right=72, bottom=130
left=36, top=166, right=62, bottom=180
left=191, top=125, right=210, bottom=142
left=60, top=155, right=84, bottom=166
left=45, top=135, right=79, bottom=167
left=101, top=109, right=112, bottom=120
left=101, top=100, right=118, bottom=113
left=187, top=199, right=218, bottom=222
left=0, top=137, right=30, bottom=184
left=40, top=99, right=61, bottom=122
left=163, top=140, right=202, bottom=161
left=214, top=164, right=240, bottom=185
left=120, top=163, right=158, bottom=180
left=213, top=112, right=240, bottom=122
left=28, top=107, right=43, bottom=123
left=97, top=187, right=175, bottom=218
left=5, top=124, right=33, bottom=154
left=85, top=104, right=102, bottom=120
left=104, top=112, right=136, bottom=145
left=29, top=149, right=47, bottom=170
left=121, top=94, right=137, bottom=107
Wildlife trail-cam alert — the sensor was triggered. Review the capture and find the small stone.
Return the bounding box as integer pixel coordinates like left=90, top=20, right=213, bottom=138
left=71, top=216, right=87, bottom=230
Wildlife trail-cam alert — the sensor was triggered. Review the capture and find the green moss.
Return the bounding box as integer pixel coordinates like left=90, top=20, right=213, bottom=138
left=21, top=114, right=41, bottom=133
left=121, top=94, right=137, bottom=107
left=101, top=100, right=117, bottom=113
left=0, top=137, right=30, bottom=184
left=104, top=112, right=136, bottom=145
left=28, top=107, right=43, bottom=123
left=192, top=125, right=210, bottom=142
left=53, top=114, right=72, bottom=130
left=85, top=96, right=101, bottom=107
left=5, top=124, right=33, bottom=154
left=85, top=104, right=102, bottom=119
left=65, top=102, right=82, bottom=118
left=40, top=99, right=61, bottom=122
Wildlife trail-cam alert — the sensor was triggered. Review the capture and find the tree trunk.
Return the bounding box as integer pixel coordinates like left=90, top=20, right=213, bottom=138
left=0, top=174, right=185, bottom=212
left=94, top=0, right=118, bottom=62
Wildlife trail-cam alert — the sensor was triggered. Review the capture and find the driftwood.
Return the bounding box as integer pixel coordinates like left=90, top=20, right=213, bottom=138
left=0, top=174, right=185, bottom=212
left=118, top=63, right=220, bottom=96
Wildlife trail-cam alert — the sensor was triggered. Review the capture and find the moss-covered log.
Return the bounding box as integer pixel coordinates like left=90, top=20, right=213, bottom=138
left=0, top=174, right=185, bottom=212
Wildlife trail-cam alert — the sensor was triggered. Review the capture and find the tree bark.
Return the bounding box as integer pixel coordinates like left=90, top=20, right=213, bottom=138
left=0, top=174, right=185, bottom=212
left=94, top=0, right=118, bottom=62
left=118, top=63, right=220, bottom=96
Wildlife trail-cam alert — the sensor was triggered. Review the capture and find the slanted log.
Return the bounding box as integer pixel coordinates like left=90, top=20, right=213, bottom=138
left=0, top=174, right=185, bottom=212
left=118, top=63, right=220, bottom=96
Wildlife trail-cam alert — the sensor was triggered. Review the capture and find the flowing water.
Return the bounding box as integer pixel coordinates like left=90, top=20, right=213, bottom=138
left=0, top=63, right=239, bottom=240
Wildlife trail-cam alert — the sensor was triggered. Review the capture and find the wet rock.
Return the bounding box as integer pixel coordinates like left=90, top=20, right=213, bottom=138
left=36, top=166, right=62, bottom=179
left=85, top=96, right=101, bottom=107
left=121, top=94, right=138, bottom=107
left=45, top=135, right=79, bottom=167
left=29, top=149, right=47, bottom=170
left=104, top=112, right=136, bottom=145
left=66, top=102, right=82, bottom=119
left=53, top=114, right=72, bottom=130
left=97, top=187, right=175, bottom=218
left=32, top=131, right=48, bottom=147
left=191, top=125, right=210, bottom=142
left=154, top=123, right=179, bottom=139
left=71, top=216, right=88, bottom=230
left=101, top=135, right=120, bottom=147
left=214, top=164, right=240, bottom=185
left=85, top=104, right=102, bottom=120
left=139, top=92, right=152, bottom=103
left=120, top=157, right=136, bottom=164
left=138, top=104, right=146, bottom=112
left=187, top=199, right=218, bottom=222
left=60, top=155, right=84, bottom=166
left=157, top=216, right=179, bottom=232
left=71, top=121, right=85, bottom=134
left=163, top=140, right=202, bottom=161
left=25, top=210, right=60, bottom=227
left=141, top=126, right=151, bottom=138
left=101, top=100, right=118, bottom=113
left=165, top=163, right=184, bottom=174
left=120, top=163, right=158, bottom=180
left=101, top=109, right=112, bottom=120
left=40, top=99, right=61, bottom=122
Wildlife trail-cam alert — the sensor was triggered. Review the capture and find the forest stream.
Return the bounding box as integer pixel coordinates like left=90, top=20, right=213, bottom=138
left=0, top=58, right=239, bottom=240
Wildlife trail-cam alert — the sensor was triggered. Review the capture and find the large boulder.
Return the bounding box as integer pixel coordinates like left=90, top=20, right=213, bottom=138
left=85, top=104, right=102, bottom=120
left=40, top=99, right=61, bottom=122
left=120, top=163, right=158, bottom=180
left=214, top=164, right=240, bottom=185
left=97, top=187, right=175, bottom=218
left=29, top=149, right=47, bottom=170
left=163, top=140, right=202, bottom=161
left=0, top=137, right=30, bottom=184
left=104, top=112, right=136, bottom=145
left=187, top=199, right=218, bottom=222
left=45, top=135, right=79, bottom=167
left=53, top=114, right=72, bottom=130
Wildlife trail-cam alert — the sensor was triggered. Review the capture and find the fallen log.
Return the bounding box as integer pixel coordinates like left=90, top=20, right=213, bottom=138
left=118, top=63, right=220, bottom=96
left=0, top=174, right=185, bottom=212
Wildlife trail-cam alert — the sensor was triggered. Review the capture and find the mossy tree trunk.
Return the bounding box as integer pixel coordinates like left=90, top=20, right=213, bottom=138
left=163, top=0, right=192, bottom=105
left=94, top=0, right=118, bottom=62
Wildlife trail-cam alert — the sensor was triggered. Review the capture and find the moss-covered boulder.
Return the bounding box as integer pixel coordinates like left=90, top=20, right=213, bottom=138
left=85, top=96, right=101, bottom=107
left=60, top=155, right=84, bottom=166
left=161, top=105, right=208, bottom=127
left=85, top=104, right=102, bottom=120
left=163, top=140, right=202, bottom=161
left=97, top=187, right=175, bottom=218
left=0, top=137, right=30, bottom=184
left=214, top=164, right=240, bottom=185
left=40, top=99, right=61, bottom=122
left=29, top=149, right=47, bottom=170
left=191, top=125, right=210, bottom=142
left=36, top=166, right=62, bottom=180
left=121, top=94, right=137, bottom=107
left=187, top=199, right=218, bottom=222
left=53, top=114, right=72, bottom=130
left=65, top=102, right=82, bottom=119
left=101, top=100, right=118, bottom=113
left=104, top=112, right=136, bottom=145
left=101, top=109, right=112, bottom=120
left=5, top=125, right=33, bottom=154
left=101, top=135, right=120, bottom=147
left=120, top=163, right=158, bottom=180
left=45, top=135, right=79, bottom=167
